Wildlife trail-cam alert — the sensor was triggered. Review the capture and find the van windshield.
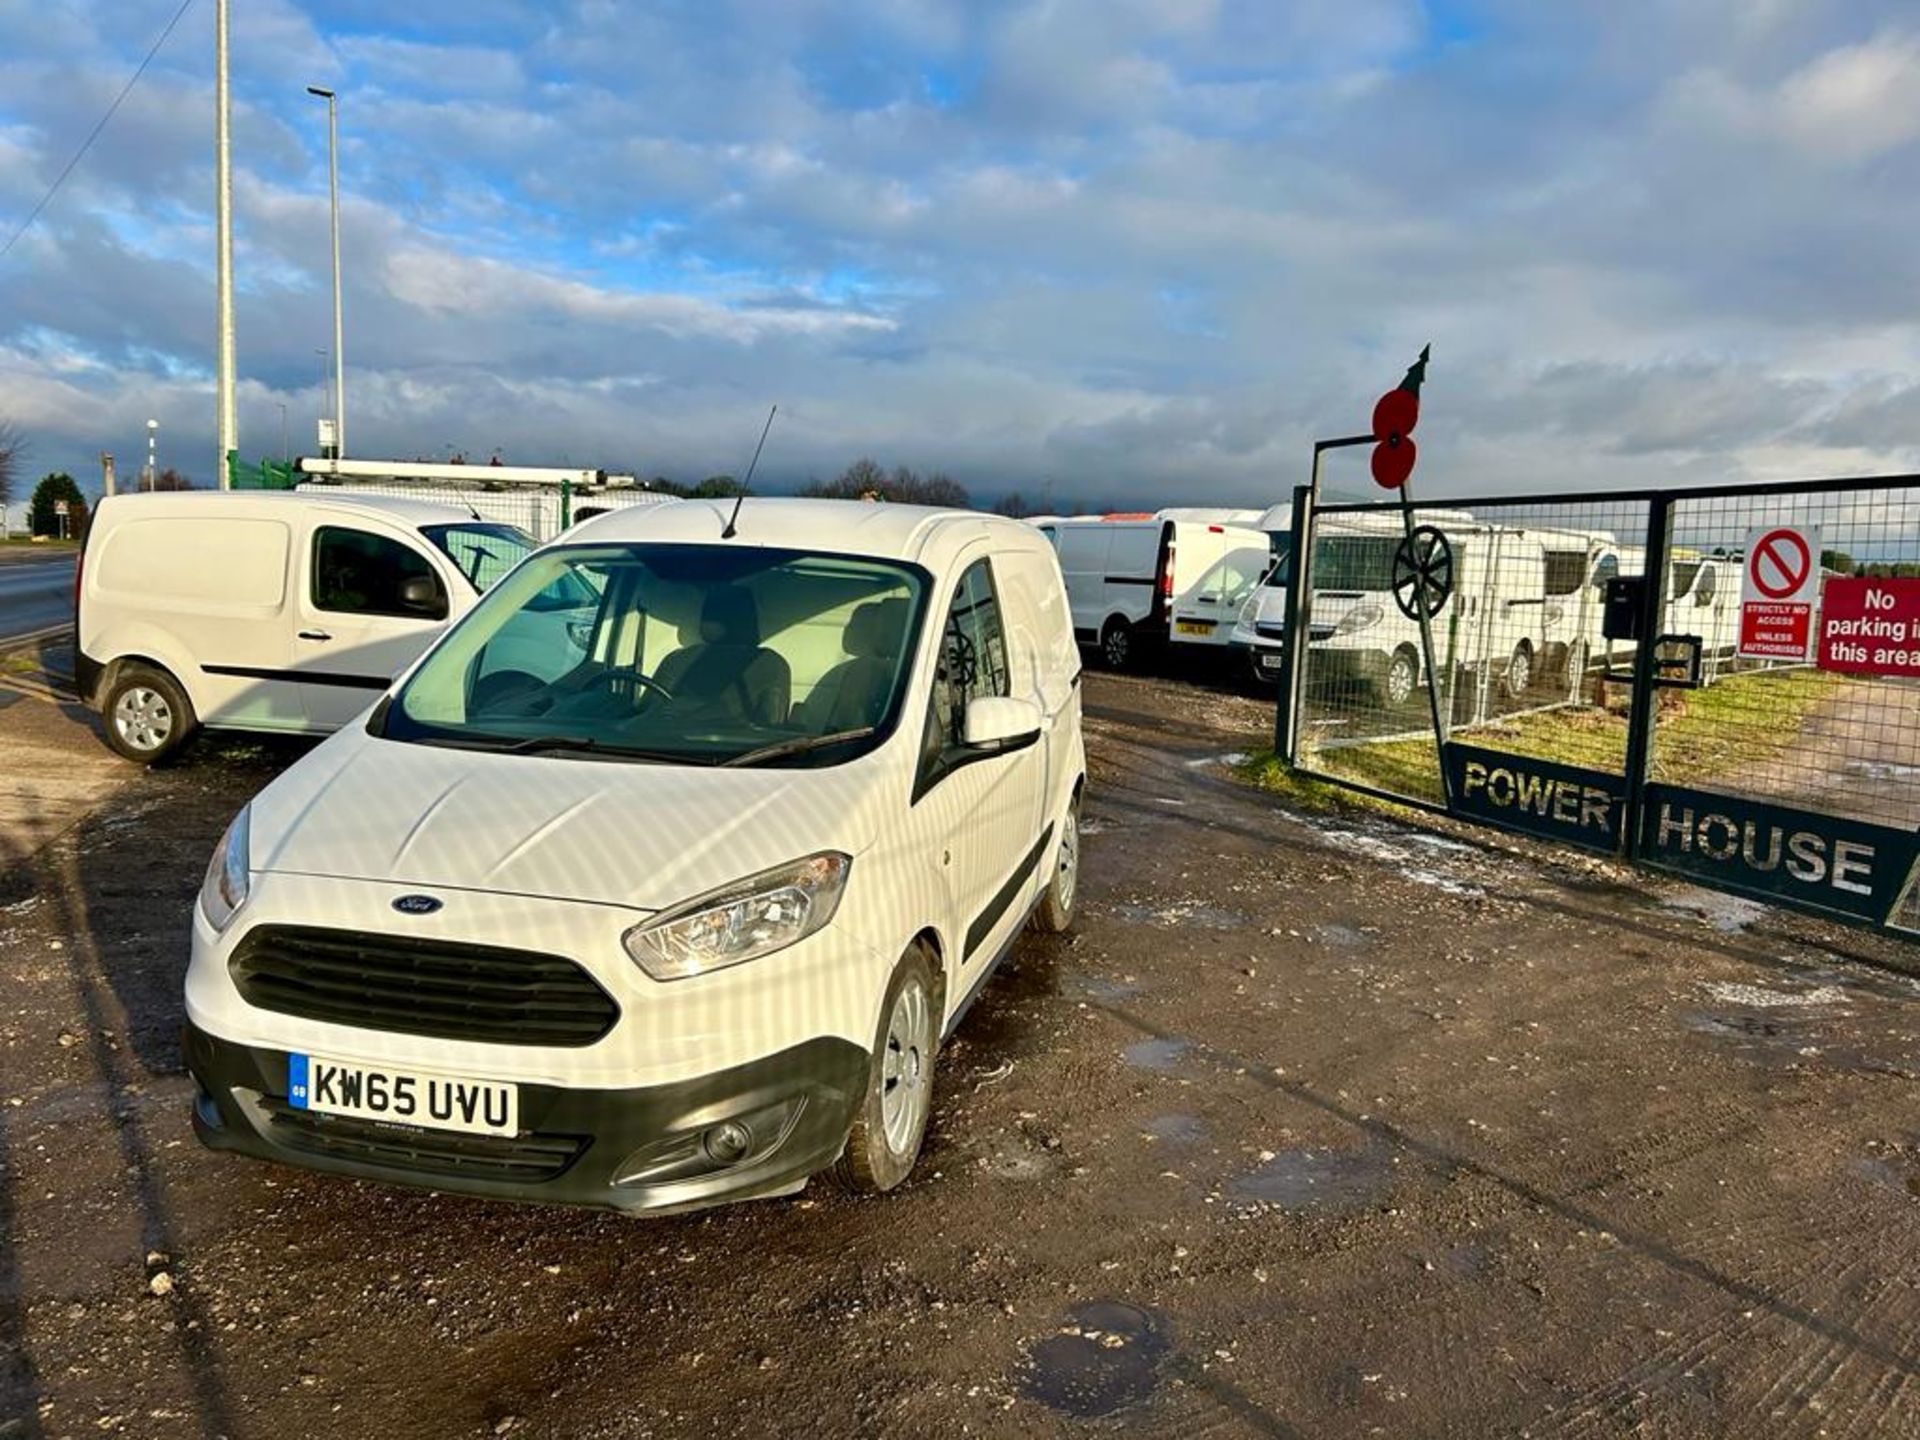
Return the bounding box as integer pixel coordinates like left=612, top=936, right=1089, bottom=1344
left=1313, top=535, right=1397, bottom=591
left=379, top=544, right=929, bottom=768
left=422, top=523, right=537, bottom=594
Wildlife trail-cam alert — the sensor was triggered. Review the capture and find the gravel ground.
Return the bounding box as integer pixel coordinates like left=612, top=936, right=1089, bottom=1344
left=1, top=665, right=1917, bottom=1440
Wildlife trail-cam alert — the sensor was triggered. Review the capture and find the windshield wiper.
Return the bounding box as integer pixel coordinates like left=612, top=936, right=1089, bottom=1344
left=418, top=733, right=700, bottom=763
left=722, top=727, right=877, bottom=768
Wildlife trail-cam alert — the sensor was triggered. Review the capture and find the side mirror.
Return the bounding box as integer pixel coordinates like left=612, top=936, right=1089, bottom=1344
left=400, top=574, right=445, bottom=617
left=964, top=695, right=1042, bottom=749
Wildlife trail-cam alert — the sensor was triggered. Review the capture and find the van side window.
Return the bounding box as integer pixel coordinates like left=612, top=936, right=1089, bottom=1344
left=918, top=560, right=1011, bottom=791
left=312, top=527, right=447, bottom=619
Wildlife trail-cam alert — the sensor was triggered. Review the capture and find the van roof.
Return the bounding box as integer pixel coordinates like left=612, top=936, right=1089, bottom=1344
left=94, top=489, right=482, bottom=528
left=560, top=496, right=1049, bottom=569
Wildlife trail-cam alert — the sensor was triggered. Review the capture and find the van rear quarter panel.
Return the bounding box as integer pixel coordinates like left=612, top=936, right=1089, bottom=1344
left=95, top=517, right=291, bottom=609
left=85, top=516, right=302, bottom=727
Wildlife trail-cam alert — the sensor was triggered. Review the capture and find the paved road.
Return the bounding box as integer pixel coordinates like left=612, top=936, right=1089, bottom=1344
left=0, top=555, right=75, bottom=643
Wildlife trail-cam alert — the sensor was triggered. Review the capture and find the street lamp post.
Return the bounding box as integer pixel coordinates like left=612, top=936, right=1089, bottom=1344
left=215, top=0, right=236, bottom=487
left=307, top=85, right=345, bottom=459
left=146, top=419, right=159, bottom=491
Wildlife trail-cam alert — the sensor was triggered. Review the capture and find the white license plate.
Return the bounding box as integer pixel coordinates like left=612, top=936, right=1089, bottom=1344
left=1258, top=651, right=1285, bottom=672
left=288, top=1053, right=518, bottom=1137
left=1176, top=619, right=1216, bottom=636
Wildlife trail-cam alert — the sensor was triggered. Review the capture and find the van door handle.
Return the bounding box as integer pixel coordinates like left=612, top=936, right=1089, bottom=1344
left=298, top=630, right=332, bottom=642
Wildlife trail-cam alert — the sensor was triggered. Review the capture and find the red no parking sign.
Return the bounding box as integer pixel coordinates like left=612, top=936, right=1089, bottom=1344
left=1738, top=524, right=1821, bottom=660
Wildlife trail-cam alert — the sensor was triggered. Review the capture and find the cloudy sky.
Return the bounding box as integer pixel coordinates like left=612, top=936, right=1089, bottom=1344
left=2, top=0, right=1919, bottom=507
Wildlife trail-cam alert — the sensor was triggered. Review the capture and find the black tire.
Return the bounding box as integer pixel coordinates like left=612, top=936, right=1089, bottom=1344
left=1099, top=618, right=1134, bottom=671
left=830, top=944, right=940, bottom=1195
left=100, top=663, right=197, bottom=765
left=1503, top=642, right=1534, bottom=699
left=1030, top=796, right=1081, bottom=934
left=1377, top=646, right=1420, bottom=711
left=1560, top=641, right=1590, bottom=697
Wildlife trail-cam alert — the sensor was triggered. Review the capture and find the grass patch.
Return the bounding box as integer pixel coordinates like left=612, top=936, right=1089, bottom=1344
left=1268, top=667, right=1850, bottom=805
left=1237, top=748, right=1403, bottom=815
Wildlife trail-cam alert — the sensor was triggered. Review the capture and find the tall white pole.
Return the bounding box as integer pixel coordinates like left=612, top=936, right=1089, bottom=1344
left=307, top=86, right=345, bottom=458
left=327, top=93, right=344, bottom=457
left=215, top=0, right=237, bottom=487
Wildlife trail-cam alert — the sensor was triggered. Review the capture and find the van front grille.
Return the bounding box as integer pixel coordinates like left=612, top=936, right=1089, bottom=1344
left=229, top=925, right=618, bottom=1047
left=258, top=1097, right=585, bottom=1182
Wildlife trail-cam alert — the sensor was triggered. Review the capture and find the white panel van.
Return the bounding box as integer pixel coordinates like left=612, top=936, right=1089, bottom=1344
left=1035, top=509, right=1270, bottom=668
left=182, top=499, right=1085, bottom=1215
left=76, top=492, right=547, bottom=763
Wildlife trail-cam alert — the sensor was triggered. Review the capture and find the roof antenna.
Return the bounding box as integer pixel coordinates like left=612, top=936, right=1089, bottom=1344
left=721, top=404, right=777, bottom=539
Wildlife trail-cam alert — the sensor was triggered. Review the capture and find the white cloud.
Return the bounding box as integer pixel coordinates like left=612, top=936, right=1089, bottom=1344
left=6, top=1, right=1920, bottom=501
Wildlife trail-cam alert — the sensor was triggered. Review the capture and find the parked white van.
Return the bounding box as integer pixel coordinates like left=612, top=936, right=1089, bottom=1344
left=183, top=499, right=1086, bottom=1215
left=1036, top=509, right=1268, bottom=668
left=77, top=491, right=549, bottom=764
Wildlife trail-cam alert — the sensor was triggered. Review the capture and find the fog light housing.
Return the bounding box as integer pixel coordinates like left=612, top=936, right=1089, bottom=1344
left=703, top=1121, right=752, bottom=1165
left=612, top=1097, right=806, bottom=1187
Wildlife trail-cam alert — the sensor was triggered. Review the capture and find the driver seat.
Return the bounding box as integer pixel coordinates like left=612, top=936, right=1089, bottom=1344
left=654, top=588, right=791, bottom=725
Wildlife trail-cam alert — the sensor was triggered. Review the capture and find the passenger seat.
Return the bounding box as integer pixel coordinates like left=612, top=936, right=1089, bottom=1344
left=797, top=598, right=908, bottom=733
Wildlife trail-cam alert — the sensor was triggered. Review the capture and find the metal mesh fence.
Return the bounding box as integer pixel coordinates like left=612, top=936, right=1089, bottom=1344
left=1295, top=495, right=1659, bottom=804
left=1652, top=484, right=1920, bottom=930
left=1291, top=474, right=1920, bottom=935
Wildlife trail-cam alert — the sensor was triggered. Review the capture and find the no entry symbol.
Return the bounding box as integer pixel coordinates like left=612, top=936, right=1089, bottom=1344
left=1749, top=528, right=1812, bottom=600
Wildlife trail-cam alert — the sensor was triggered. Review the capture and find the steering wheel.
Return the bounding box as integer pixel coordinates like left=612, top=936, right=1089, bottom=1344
left=596, top=667, right=675, bottom=703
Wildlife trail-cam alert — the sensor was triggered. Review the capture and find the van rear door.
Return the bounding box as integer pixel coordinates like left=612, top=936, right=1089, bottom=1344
left=1166, top=523, right=1268, bottom=646
left=295, top=519, right=456, bottom=727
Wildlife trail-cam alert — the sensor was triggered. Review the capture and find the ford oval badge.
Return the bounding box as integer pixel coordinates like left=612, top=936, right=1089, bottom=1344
left=392, top=894, right=444, bottom=916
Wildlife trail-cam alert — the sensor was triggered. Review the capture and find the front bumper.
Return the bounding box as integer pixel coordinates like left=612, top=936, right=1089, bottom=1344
left=184, top=1020, right=867, bottom=1216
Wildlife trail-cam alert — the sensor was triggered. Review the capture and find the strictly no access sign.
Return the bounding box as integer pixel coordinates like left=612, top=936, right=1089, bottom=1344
left=1737, top=524, right=1821, bottom=660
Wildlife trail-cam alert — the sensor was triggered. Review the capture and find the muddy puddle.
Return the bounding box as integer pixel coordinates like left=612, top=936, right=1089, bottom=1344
left=1110, top=900, right=1248, bottom=930
left=1122, top=1037, right=1192, bottom=1071
left=1229, top=1142, right=1398, bottom=1213
left=1139, top=1113, right=1207, bottom=1145
left=1023, top=1301, right=1171, bottom=1419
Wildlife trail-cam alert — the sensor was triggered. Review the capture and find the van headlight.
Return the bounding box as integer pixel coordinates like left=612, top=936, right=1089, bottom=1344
left=200, top=806, right=251, bottom=931
left=1334, top=602, right=1383, bottom=635
left=623, top=853, right=851, bottom=981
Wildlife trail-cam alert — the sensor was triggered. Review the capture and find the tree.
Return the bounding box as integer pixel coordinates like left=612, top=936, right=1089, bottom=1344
left=799, top=458, right=972, bottom=508
left=152, top=467, right=195, bottom=491
left=1820, top=549, right=1855, bottom=575
left=0, top=417, right=21, bottom=512
left=991, top=492, right=1037, bottom=518
left=29, top=472, right=87, bottom=540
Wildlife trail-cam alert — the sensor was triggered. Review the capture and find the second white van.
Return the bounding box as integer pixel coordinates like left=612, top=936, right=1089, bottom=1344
left=77, top=491, right=555, bottom=763
left=1036, top=509, right=1270, bottom=668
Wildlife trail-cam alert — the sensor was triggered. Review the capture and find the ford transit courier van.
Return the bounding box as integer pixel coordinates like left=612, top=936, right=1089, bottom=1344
left=184, top=499, right=1086, bottom=1215
left=77, top=491, right=548, bottom=763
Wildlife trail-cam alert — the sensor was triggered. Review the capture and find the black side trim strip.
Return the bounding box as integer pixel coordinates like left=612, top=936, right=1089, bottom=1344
left=944, top=891, right=1045, bottom=1040
left=963, top=822, right=1054, bottom=961
left=203, top=664, right=390, bottom=691
left=1103, top=575, right=1156, bottom=586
